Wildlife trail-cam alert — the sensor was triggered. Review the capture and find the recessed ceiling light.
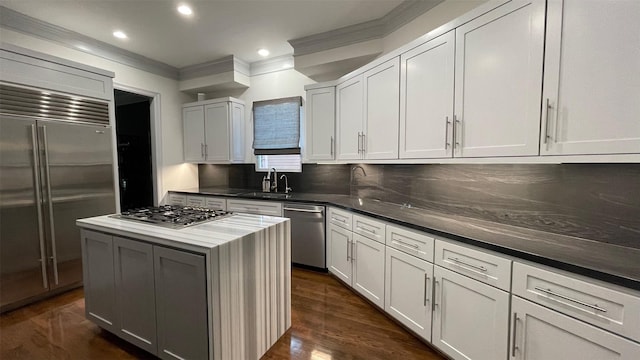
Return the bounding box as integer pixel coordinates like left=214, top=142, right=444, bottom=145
left=177, top=4, right=193, bottom=15
left=258, top=49, right=269, bottom=57
left=113, top=30, right=128, bottom=39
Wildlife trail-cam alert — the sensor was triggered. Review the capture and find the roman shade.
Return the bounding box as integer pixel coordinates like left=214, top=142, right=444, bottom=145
left=252, top=96, right=301, bottom=155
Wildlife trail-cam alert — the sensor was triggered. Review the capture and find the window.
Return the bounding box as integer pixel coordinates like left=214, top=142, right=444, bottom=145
left=255, top=154, right=302, bottom=172
left=252, top=96, right=301, bottom=155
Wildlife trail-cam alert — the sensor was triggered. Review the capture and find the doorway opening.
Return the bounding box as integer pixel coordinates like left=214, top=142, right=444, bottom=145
left=114, top=89, right=154, bottom=211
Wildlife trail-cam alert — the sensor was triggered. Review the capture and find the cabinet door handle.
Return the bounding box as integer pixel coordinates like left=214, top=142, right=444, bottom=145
left=361, top=133, right=366, bottom=154
left=544, top=98, right=553, bottom=144
left=454, top=115, right=461, bottom=149
left=392, top=238, right=418, bottom=249
left=432, top=279, right=440, bottom=311
left=357, top=132, right=362, bottom=154
left=330, top=136, right=334, bottom=156
left=447, top=257, right=487, bottom=272
left=331, top=217, right=346, bottom=223
left=444, top=116, right=451, bottom=149
left=511, top=313, right=519, bottom=357
left=423, top=274, right=430, bottom=306
left=534, top=286, right=607, bottom=313
left=351, top=240, right=356, bottom=261
left=346, top=239, right=350, bottom=262
left=201, top=143, right=205, bottom=157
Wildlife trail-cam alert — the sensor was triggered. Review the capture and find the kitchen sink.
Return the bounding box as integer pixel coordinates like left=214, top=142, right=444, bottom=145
left=240, top=191, right=292, bottom=199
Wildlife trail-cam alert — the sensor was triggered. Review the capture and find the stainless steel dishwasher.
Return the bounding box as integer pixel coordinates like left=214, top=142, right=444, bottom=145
left=283, top=203, right=326, bottom=270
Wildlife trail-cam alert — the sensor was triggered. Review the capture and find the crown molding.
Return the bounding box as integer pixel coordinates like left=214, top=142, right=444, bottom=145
left=0, top=6, right=179, bottom=79
left=288, top=0, right=443, bottom=56
left=250, top=55, right=295, bottom=76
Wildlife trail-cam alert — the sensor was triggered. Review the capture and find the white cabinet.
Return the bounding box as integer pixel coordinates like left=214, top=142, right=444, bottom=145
left=305, top=86, right=335, bottom=161
left=327, top=210, right=386, bottom=308
left=336, top=76, right=364, bottom=160
left=327, top=223, right=353, bottom=284
left=183, top=97, right=245, bottom=163
left=185, top=194, right=227, bottom=210
left=432, top=265, right=510, bottom=360
left=352, top=234, right=385, bottom=308
left=167, top=193, right=187, bottom=206
left=363, top=57, right=400, bottom=160
left=541, top=0, right=640, bottom=156
left=453, top=0, right=545, bottom=157
left=400, top=31, right=455, bottom=159
left=226, top=199, right=282, bottom=216
left=385, top=246, right=433, bottom=340
left=510, top=296, right=640, bottom=360
left=336, top=57, right=400, bottom=160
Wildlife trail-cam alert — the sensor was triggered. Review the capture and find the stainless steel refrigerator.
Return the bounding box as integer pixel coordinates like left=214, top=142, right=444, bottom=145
left=0, top=84, right=116, bottom=312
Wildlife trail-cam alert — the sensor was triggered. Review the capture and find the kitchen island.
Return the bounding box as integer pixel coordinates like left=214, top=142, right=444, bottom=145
left=76, top=212, right=291, bottom=360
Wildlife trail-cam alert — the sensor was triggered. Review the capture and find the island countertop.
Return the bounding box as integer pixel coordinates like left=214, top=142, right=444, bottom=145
left=76, top=213, right=288, bottom=252
left=170, top=187, right=640, bottom=291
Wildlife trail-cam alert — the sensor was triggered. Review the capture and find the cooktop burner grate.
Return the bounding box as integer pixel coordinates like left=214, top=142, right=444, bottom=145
left=112, top=205, right=232, bottom=228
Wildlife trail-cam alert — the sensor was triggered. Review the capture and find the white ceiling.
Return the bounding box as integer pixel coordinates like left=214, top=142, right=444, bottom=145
left=0, top=0, right=405, bottom=68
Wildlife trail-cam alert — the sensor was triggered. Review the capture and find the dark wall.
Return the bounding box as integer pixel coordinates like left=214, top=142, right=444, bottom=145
left=199, top=163, right=640, bottom=248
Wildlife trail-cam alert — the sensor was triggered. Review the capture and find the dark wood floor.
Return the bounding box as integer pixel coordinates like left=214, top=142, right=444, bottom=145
left=1, top=268, right=444, bottom=359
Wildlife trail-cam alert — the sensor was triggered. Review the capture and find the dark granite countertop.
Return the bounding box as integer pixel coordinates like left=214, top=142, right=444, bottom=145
left=171, top=187, right=640, bottom=291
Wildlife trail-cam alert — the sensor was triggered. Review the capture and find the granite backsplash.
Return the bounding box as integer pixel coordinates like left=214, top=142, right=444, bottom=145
left=199, top=163, right=640, bottom=249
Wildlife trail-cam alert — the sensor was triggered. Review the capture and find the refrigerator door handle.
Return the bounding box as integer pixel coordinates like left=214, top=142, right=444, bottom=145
left=41, top=125, right=59, bottom=285
left=31, top=124, right=49, bottom=289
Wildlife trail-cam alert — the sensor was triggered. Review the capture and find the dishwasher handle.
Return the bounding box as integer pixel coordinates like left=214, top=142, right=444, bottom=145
left=283, top=207, right=324, bottom=214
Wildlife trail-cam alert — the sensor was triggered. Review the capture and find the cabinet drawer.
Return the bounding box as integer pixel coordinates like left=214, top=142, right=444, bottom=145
left=386, top=225, right=434, bottom=262
left=226, top=199, right=282, bottom=216
left=204, top=197, right=226, bottom=210
left=435, top=239, right=511, bottom=291
left=328, top=207, right=352, bottom=230
left=167, top=193, right=187, bottom=206
left=353, top=214, right=385, bottom=243
left=186, top=195, right=206, bottom=207
left=513, top=262, right=640, bottom=342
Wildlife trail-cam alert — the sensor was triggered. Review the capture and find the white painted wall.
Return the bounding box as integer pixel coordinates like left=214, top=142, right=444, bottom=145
left=0, top=28, right=197, bottom=203
left=383, top=0, right=488, bottom=54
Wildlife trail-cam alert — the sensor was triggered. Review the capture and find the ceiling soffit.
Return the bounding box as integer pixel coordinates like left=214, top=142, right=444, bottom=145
left=0, top=0, right=442, bottom=85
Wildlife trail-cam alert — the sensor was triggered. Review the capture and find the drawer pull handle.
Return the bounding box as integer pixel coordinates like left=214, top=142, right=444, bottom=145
left=356, top=226, right=376, bottom=235
left=332, top=217, right=347, bottom=223
left=392, top=239, right=419, bottom=249
left=447, top=257, right=487, bottom=272
left=534, top=287, right=607, bottom=313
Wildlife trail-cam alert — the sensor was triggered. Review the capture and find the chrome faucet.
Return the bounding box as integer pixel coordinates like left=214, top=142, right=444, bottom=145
left=270, top=167, right=278, bottom=192
left=280, top=174, right=292, bottom=194
left=351, top=165, right=367, bottom=177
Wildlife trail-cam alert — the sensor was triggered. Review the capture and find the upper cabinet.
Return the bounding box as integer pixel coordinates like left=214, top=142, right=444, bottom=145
left=337, top=57, right=400, bottom=161
left=363, top=57, right=400, bottom=160
left=400, top=31, right=455, bottom=159
left=336, top=75, right=364, bottom=160
left=182, top=97, right=244, bottom=163
left=541, top=0, right=640, bottom=156
left=305, top=86, right=335, bottom=162
left=453, top=0, right=545, bottom=157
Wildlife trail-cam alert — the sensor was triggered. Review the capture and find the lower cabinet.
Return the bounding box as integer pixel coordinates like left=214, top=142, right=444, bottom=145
left=510, top=296, right=640, bottom=360
left=431, top=266, right=509, bottom=360
left=81, top=230, right=208, bottom=359
left=352, top=234, right=385, bottom=308
left=113, top=237, right=157, bottom=354
left=327, top=223, right=352, bottom=284
left=154, top=246, right=208, bottom=360
left=385, top=246, right=433, bottom=340
left=431, top=265, right=509, bottom=360
left=327, top=216, right=386, bottom=309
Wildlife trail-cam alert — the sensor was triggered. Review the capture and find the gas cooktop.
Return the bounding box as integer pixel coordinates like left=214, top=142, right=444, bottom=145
left=112, top=205, right=233, bottom=228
